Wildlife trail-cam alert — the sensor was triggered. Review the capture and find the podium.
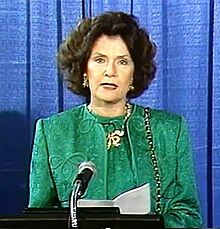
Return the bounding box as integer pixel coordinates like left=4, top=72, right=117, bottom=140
left=0, top=208, right=164, bottom=229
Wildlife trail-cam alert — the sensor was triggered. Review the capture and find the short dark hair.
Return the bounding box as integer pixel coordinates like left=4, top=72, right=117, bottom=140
left=58, top=11, right=157, bottom=99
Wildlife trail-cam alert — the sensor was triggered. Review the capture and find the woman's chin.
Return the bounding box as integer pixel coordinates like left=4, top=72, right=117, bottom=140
left=95, top=97, right=125, bottom=104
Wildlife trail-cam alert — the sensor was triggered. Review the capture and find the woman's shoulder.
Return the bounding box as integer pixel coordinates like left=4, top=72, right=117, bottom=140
left=133, top=104, right=189, bottom=138
left=133, top=104, right=184, bottom=125
left=38, top=104, right=86, bottom=124
left=151, top=108, right=183, bottom=122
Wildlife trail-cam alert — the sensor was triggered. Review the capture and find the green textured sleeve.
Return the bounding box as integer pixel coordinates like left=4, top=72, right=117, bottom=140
left=28, top=119, right=58, bottom=207
left=163, top=117, right=202, bottom=228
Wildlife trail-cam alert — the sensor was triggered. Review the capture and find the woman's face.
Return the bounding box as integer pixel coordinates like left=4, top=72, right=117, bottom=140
left=86, top=35, right=134, bottom=105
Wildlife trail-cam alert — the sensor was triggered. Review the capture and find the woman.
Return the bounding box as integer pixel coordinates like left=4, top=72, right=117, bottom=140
left=28, top=11, right=202, bottom=228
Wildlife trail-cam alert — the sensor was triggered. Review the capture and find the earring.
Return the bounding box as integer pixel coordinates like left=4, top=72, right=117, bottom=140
left=129, top=85, right=134, bottom=91
left=82, top=73, right=89, bottom=88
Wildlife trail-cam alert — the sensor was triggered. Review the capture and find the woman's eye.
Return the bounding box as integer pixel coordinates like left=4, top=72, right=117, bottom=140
left=118, top=59, right=128, bottom=65
left=95, top=57, right=105, bottom=63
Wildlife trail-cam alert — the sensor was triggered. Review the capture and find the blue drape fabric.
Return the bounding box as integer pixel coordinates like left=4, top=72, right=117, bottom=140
left=0, top=0, right=218, bottom=227
left=213, top=0, right=220, bottom=227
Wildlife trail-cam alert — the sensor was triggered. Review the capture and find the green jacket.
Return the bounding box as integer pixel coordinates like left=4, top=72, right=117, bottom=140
left=29, top=104, right=202, bottom=228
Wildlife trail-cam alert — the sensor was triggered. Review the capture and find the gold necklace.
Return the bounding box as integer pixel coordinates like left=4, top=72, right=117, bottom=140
left=87, top=103, right=131, bottom=149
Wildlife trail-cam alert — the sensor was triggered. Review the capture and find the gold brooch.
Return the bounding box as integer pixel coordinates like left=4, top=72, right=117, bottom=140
left=107, top=130, right=125, bottom=149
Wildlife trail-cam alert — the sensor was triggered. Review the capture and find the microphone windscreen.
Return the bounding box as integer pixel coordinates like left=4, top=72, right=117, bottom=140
left=78, top=161, right=96, bottom=177
left=74, top=161, right=96, bottom=196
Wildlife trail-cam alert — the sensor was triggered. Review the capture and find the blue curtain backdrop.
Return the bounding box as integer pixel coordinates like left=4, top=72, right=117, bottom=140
left=0, top=0, right=219, bottom=227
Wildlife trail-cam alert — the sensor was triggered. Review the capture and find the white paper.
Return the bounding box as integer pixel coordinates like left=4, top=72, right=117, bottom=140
left=77, top=183, right=150, bottom=215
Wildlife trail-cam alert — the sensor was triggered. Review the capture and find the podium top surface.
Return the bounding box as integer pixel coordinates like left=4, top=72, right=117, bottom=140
left=0, top=208, right=164, bottom=229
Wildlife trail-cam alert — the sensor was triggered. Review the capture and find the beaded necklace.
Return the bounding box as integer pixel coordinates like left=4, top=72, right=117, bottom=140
left=144, top=107, right=161, bottom=214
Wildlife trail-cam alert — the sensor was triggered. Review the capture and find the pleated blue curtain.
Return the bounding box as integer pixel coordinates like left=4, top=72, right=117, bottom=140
left=0, top=0, right=29, bottom=216
left=0, top=0, right=219, bottom=227
left=213, top=0, right=220, bottom=226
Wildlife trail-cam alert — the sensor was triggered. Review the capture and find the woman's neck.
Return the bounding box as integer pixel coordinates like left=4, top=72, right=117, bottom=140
left=88, top=101, right=127, bottom=117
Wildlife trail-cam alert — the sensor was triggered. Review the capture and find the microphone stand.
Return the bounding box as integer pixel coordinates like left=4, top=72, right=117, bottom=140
left=68, top=162, right=96, bottom=228
left=69, top=180, right=83, bottom=228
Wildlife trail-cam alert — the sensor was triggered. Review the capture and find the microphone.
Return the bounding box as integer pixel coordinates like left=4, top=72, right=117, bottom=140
left=70, top=162, right=96, bottom=228
left=73, top=161, right=96, bottom=197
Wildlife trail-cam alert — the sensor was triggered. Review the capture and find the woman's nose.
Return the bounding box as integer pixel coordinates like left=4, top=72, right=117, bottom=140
left=104, top=62, right=116, bottom=77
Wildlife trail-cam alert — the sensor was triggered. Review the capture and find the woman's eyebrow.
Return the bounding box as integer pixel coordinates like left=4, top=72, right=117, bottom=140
left=117, top=55, right=131, bottom=58
left=90, top=52, right=105, bottom=56
left=91, top=52, right=131, bottom=58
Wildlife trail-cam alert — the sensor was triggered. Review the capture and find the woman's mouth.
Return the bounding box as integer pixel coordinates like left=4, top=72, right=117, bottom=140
left=100, top=83, right=118, bottom=89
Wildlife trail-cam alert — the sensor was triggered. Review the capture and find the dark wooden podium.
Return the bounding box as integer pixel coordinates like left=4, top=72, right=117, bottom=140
left=0, top=208, right=164, bottom=228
